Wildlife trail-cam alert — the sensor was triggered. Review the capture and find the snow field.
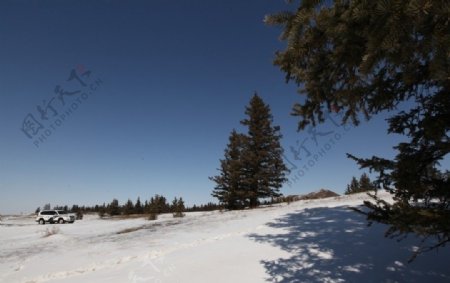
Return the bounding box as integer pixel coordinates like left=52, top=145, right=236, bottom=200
left=1, top=191, right=449, bottom=283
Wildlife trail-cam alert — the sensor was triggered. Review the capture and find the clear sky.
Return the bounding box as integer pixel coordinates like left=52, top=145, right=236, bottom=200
left=0, top=0, right=416, bottom=214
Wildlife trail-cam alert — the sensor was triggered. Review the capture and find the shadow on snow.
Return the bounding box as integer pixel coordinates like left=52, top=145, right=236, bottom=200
left=248, top=206, right=450, bottom=283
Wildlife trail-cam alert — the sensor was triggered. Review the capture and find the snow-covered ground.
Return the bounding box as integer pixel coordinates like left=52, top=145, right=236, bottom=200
left=1, top=192, right=449, bottom=283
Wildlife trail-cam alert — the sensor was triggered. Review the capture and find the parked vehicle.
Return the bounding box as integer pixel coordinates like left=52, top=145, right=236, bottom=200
left=36, top=210, right=76, bottom=224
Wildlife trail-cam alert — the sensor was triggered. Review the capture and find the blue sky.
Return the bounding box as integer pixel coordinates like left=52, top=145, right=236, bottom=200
left=0, top=0, right=413, bottom=214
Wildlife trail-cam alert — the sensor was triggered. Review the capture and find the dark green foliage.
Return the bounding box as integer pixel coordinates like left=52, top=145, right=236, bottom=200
left=147, top=201, right=159, bottom=216
left=266, top=0, right=449, bottom=128
left=147, top=197, right=159, bottom=221
left=108, top=199, right=121, bottom=216
left=267, top=0, right=450, bottom=259
left=345, top=173, right=376, bottom=195
left=358, top=173, right=376, bottom=192
left=210, top=94, right=289, bottom=209
left=147, top=194, right=170, bottom=214
left=240, top=94, right=289, bottom=207
left=143, top=200, right=149, bottom=212
left=98, top=204, right=106, bottom=218
left=48, top=195, right=222, bottom=218
left=68, top=205, right=83, bottom=220
left=148, top=213, right=158, bottom=221
left=123, top=199, right=134, bottom=215
left=135, top=197, right=144, bottom=214
left=172, top=197, right=185, bottom=218
left=75, top=211, right=83, bottom=220
left=345, top=177, right=361, bottom=195
left=184, top=202, right=221, bottom=212
left=70, top=205, right=79, bottom=213
left=210, top=130, right=247, bottom=209
left=144, top=194, right=170, bottom=220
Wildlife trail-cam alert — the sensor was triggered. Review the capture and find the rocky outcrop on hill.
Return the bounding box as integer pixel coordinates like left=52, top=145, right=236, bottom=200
left=298, top=189, right=340, bottom=200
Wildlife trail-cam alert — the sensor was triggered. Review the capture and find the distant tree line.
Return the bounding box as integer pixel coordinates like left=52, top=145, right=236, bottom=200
left=37, top=194, right=223, bottom=220
left=345, top=173, right=376, bottom=195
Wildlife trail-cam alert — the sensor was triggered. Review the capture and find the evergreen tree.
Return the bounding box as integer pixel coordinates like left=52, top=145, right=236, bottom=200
left=211, top=94, right=289, bottom=209
left=148, top=194, right=169, bottom=214
left=345, top=173, right=376, bottom=194
left=345, top=177, right=360, bottom=195
left=171, top=197, right=178, bottom=212
left=98, top=204, right=106, bottom=218
left=135, top=197, right=143, bottom=214
left=210, top=130, right=247, bottom=209
left=172, top=197, right=185, bottom=218
left=146, top=194, right=170, bottom=217
left=158, top=195, right=169, bottom=213
left=71, top=205, right=79, bottom=213
left=240, top=94, right=289, bottom=207
left=108, top=199, right=120, bottom=216
left=123, top=199, right=134, bottom=215
left=358, top=173, right=376, bottom=192
left=147, top=197, right=159, bottom=220
left=267, top=0, right=450, bottom=259
left=148, top=197, right=156, bottom=214
left=144, top=200, right=149, bottom=213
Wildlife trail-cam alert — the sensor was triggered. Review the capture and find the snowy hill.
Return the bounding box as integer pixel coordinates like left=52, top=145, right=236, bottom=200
left=1, top=192, right=449, bottom=283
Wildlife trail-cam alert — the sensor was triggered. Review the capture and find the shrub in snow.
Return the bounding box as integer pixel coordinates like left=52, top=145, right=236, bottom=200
left=76, top=211, right=83, bottom=220
left=98, top=210, right=105, bottom=218
left=42, top=226, right=60, bottom=238
left=173, top=211, right=185, bottom=218
left=172, top=197, right=185, bottom=218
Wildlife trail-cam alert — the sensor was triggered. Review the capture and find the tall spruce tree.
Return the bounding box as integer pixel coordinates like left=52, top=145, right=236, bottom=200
left=266, top=0, right=449, bottom=259
left=211, top=94, right=288, bottom=209
left=240, top=94, right=289, bottom=207
left=210, top=130, right=247, bottom=209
